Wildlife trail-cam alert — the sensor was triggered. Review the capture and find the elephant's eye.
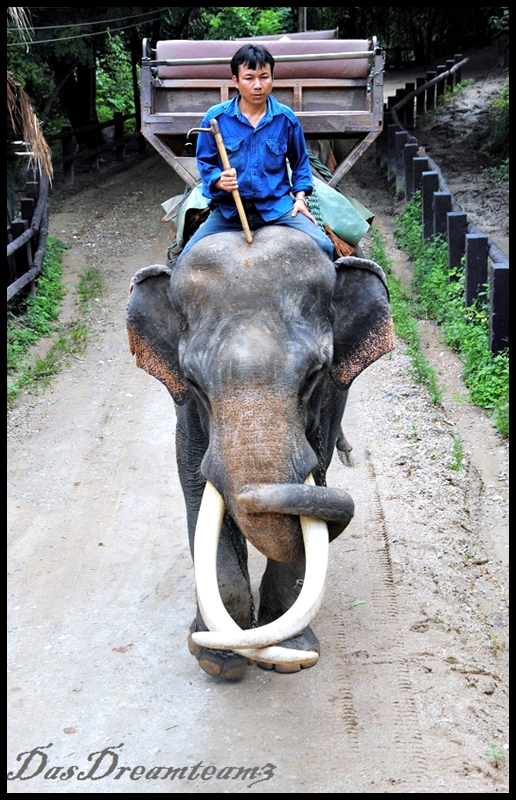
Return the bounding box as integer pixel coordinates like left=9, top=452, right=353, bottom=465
left=186, top=377, right=211, bottom=412
left=300, top=363, right=324, bottom=402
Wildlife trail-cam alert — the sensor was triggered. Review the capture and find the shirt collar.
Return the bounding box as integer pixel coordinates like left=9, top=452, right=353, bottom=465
left=227, top=95, right=279, bottom=126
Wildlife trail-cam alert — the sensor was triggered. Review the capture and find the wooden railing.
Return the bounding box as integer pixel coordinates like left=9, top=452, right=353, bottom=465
left=7, top=170, right=50, bottom=302
left=377, top=55, right=509, bottom=354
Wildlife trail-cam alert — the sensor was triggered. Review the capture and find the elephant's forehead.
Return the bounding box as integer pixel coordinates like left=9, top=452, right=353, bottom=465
left=176, top=232, right=335, bottom=312
left=179, top=228, right=333, bottom=282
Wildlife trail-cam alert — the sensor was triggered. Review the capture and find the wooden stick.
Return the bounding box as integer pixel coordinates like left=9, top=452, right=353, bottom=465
left=209, top=119, right=253, bottom=243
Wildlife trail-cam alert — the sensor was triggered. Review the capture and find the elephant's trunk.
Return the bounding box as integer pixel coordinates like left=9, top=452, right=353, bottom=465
left=207, top=389, right=323, bottom=562
left=236, top=482, right=355, bottom=534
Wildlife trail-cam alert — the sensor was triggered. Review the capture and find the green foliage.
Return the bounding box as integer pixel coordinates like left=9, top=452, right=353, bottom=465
left=483, top=82, right=509, bottom=165
left=447, top=434, right=465, bottom=471
left=7, top=238, right=67, bottom=374
left=485, top=743, right=506, bottom=768
left=198, top=7, right=294, bottom=39
left=488, top=7, right=509, bottom=36
left=96, top=33, right=135, bottom=122
left=77, top=268, right=104, bottom=306
left=6, top=32, right=55, bottom=117
left=368, top=227, right=443, bottom=405
left=393, top=195, right=509, bottom=437
left=486, top=157, right=509, bottom=182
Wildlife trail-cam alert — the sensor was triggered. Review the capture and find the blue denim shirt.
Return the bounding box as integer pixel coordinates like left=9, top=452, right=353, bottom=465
left=196, top=95, right=314, bottom=222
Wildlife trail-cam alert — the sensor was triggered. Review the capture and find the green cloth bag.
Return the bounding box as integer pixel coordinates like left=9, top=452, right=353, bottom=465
left=311, top=175, right=371, bottom=246
left=161, top=184, right=208, bottom=248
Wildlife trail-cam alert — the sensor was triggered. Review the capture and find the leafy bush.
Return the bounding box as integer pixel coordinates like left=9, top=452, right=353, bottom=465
left=96, top=33, right=135, bottom=123
left=483, top=82, right=509, bottom=174
left=198, top=7, right=294, bottom=39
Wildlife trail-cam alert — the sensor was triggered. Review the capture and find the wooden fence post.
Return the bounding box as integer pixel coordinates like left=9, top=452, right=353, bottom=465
left=433, top=191, right=452, bottom=236
left=421, top=171, right=439, bottom=239
left=20, top=198, right=35, bottom=225
left=9, top=219, right=35, bottom=296
left=387, top=122, right=401, bottom=179
left=395, top=130, right=408, bottom=195
left=413, top=155, right=429, bottom=194
left=404, top=142, right=419, bottom=201
left=426, top=72, right=437, bottom=110
left=445, top=60, right=456, bottom=92
left=25, top=167, right=39, bottom=201
left=416, top=76, right=426, bottom=120
left=464, top=233, right=489, bottom=306
left=403, top=82, right=415, bottom=129
left=436, top=65, right=447, bottom=101
left=447, top=211, right=468, bottom=274
left=381, top=51, right=509, bottom=360
left=20, top=198, right=36, bottom=257
left=489, top=263, right=509, bottom=354
left=7, top=208, right=18, bottom=287
left=454, top=54, right=463, bottom=84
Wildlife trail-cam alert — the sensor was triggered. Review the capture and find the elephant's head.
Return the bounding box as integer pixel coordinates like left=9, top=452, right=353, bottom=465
left=127, top=228, right=394, bottom=566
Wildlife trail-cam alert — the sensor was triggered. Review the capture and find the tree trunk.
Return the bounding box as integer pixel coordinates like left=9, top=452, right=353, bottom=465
left=55, top=63, right=100, bottom=150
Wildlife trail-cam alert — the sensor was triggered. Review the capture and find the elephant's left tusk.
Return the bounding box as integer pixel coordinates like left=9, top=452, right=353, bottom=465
left=193, top=478, right=328, bottom=658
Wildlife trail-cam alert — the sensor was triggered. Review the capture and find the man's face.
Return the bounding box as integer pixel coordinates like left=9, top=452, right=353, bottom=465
left=232, top=61, right=273, bottom=106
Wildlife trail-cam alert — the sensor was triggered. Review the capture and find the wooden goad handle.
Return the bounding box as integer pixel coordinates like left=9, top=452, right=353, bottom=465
left=210, top=118, right=253, bottom=244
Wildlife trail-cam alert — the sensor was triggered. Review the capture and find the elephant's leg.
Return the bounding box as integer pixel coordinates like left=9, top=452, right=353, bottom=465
left=336, top=425, right=354, bottom=467
left=256, top=559, right=320, bottom=673
left=188, top=513, right=255, bottom=682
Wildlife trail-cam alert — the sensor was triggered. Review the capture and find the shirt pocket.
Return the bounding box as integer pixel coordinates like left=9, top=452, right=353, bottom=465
left=265, top=138, right=288, bottom=174
left=224, top=137, right=245, bottom=173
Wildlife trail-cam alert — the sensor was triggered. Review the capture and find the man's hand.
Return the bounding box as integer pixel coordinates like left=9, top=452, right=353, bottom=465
left=291, top=195, right=317, bottom=224
left=215, top=168, right=239, bottom=193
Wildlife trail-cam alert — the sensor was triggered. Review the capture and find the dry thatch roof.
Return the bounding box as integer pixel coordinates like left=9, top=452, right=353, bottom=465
left=8, top=6, right=31, bottom=34
left=7, top=8, right=53, bottom=181
left=7, top=72, right=53, bottom=181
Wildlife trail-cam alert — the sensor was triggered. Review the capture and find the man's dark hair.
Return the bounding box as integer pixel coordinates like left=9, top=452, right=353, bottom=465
left=231, top=44, right=275, bottom=78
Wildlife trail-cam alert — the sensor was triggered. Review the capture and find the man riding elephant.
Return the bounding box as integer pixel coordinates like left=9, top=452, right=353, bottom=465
left=175, top=43, right=335, bottom=264
left=126, top=42, right=393, bottom=683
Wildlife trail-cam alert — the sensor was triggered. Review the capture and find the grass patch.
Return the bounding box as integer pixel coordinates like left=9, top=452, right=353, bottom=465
left=368, top=225, right=443, bottom=406
left=7, top=237, right=104, bottom=409
left=78, top=266, right=104, bottom=306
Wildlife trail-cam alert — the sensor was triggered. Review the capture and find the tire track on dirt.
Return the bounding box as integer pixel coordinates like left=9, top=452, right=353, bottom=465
left=326, top=397, right=433, bottom=790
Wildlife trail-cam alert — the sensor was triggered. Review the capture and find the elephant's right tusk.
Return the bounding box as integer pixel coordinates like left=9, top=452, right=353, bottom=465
left=193, top=478, right=328, bottom=658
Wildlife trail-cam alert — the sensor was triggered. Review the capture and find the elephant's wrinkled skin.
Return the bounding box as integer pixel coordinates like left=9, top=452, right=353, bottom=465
left=127, top=227, right=394, bottom=680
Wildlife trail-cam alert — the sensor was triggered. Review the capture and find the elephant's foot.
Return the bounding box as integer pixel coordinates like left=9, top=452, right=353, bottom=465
left=254, top=626, right=320, bottom=674
left=336, top=426, right=354, bottom=467
left=188, top=623, right=248, bottom=682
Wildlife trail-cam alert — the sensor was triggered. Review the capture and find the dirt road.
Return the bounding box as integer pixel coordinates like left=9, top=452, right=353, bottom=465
left=8, top=51, right=508, bottom=793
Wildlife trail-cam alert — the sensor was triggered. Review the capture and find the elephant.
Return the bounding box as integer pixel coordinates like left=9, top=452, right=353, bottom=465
left=126, top=226, right=395, bottom=681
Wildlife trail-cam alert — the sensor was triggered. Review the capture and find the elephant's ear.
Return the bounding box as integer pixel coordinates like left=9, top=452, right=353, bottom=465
left=331, top=257, right=395, bottom=390
left=126, top=265, right=190, bottom=404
